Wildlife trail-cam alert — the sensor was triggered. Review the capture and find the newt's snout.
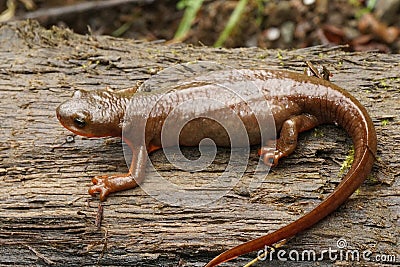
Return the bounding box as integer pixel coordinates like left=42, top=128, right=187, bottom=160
left=56, top=100, right=91, bottom=137
left=56, top=90, right=124, bottom=138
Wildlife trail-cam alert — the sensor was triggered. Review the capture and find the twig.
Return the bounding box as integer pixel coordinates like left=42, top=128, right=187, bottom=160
left=25, top=245, right=56, bottom=265
left=95, top=203, right=104, bottom=229
left=97, top=229, right=109, bottom=266
left=17, top=0, right=155, bottom=21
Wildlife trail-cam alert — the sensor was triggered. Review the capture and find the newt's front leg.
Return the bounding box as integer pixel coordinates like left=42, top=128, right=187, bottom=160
left=89, top=145, right=147, bottom=201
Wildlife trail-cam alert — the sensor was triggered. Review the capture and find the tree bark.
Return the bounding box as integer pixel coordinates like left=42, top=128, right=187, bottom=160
left=0, top=20, right=399, bottom=266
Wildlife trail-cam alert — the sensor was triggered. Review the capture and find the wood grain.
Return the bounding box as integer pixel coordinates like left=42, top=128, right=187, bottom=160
left=0, top=20, right=399, bottom=266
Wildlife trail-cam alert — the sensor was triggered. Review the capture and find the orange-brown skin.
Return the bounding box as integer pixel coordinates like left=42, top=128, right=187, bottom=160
left=56, top=69, right=376, bottom=267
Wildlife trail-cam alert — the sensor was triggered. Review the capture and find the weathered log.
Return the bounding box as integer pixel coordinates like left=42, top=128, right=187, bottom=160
left=0, top=20, right=399, bottom=266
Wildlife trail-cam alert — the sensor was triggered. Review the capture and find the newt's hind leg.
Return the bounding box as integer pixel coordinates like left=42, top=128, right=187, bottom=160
left=260, top=114, right=319, bottom=166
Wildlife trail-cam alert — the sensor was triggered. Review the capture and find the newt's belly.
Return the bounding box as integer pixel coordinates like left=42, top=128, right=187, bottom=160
left=177, top=116, right=261, bottom=147
left=146, top=99, right=293, bottom=148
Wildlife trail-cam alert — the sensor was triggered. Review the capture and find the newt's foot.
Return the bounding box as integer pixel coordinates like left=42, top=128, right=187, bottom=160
left=89, top=175, right=114, bottom=201
left=258, top=146, right=282, bottom=167
left=89, top=173, right=138, bottom=201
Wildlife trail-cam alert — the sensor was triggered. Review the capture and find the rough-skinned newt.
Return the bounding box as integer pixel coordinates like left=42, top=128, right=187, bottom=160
left=56, top=68, right=377, bottom=266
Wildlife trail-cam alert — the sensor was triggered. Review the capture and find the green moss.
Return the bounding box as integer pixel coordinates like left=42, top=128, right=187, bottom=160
left=379, top=80, right=388, bottom=88
left=339, top=146, right=355, bottom=176
left=371, top=77, right=398, bottom=91
left=276, top=50, right=283, bottom=60
left=366, top=173, right=379, bottom=184
left=313, top=128, right=325, bottom=138
left=381, top=119, right=389, bottom=126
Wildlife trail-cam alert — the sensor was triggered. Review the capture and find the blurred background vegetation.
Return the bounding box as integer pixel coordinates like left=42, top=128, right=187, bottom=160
left=1, top=0, right=399, bottom=52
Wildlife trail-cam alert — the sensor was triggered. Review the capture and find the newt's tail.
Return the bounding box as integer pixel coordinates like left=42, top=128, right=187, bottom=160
left=205, top=76, right=377, bottom=267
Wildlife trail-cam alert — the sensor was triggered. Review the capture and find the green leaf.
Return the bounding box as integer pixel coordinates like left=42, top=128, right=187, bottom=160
left=173, top=0, right=204, bottom=42
left=214, top=0, right=248, bottom=47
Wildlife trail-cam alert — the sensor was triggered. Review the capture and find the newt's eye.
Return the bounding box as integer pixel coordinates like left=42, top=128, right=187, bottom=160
left=73, top=117, right=86, bottom=128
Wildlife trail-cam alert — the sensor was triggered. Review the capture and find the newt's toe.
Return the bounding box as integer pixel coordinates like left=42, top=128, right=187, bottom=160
left=89, top=176, right=111, bottom=201
left=91, top=175, right=107, bottom=185
left=259, top=146, right=280, bottom=167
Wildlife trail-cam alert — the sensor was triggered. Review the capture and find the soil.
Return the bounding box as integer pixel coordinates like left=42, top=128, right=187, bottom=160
left=2, top=0, right=400, bottom=53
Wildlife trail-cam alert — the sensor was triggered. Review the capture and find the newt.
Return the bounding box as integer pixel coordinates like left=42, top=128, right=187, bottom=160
left=56, top=67, right=377, bottom=266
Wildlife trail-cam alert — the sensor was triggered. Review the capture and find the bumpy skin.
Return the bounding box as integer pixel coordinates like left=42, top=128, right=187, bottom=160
left=56, top=69, right=377, bottom=267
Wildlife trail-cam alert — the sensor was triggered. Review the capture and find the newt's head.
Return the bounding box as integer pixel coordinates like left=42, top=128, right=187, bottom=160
left=56, top=88, right=127, bottom=138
